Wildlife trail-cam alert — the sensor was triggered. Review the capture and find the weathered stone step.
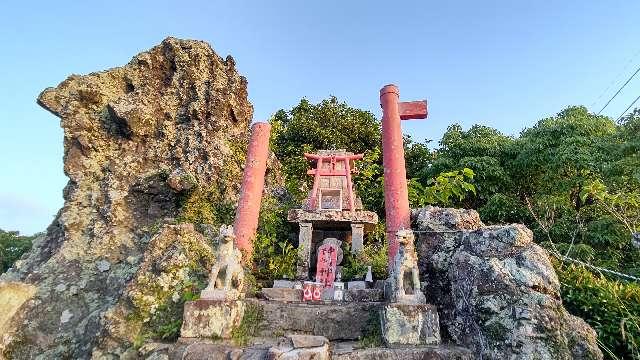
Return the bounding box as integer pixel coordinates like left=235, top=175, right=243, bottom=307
left=248, top=299, right=381, bottom=341
left=155, top=340, right=473, bottom=360
left=333, top=345, right=473, bottom=360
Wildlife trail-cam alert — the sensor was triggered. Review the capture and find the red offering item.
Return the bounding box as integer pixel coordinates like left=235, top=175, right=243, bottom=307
left=315, top=243, right=339, bottom=288
left=312, top=282, right=323, bottom=301
left=303, top=281, right=314, bottom=301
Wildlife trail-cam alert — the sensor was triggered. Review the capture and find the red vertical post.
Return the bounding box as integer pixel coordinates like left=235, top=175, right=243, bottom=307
left=343, top=158, right=355, bottom=210
left=380, top=84, right=411, bottom=269
left=233, top=122, right=271, bottom=259
left=308, top=157, right=323, bottom=209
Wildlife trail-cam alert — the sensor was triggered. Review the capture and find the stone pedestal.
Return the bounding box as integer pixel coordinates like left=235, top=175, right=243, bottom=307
left=296, top=222, right=313, bottom=280
left=380, top=303, right=440, bottom=346
left=180, top=300, right=245, bottom=339
left=351, top=223, right=364, bottom=252
left=268, top=335, right=330, bottom=360
left=249, top=299, right=381, bottom=340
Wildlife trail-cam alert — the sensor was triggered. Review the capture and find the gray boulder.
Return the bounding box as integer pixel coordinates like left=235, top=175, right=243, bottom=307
left=412, top=206, right=602, bottom=360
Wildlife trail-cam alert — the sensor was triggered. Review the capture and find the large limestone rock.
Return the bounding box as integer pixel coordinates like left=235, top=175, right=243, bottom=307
left=412, top=206, right=602, bottom=360
left=0, top=37, right=254, bottom=359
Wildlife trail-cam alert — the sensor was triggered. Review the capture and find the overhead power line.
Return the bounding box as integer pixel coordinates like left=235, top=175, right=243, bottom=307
left=615, top=94, right=640, bottom=123
left=591, top=48, right=640, bottom=108
left=597, top=64, right=640, bottom=115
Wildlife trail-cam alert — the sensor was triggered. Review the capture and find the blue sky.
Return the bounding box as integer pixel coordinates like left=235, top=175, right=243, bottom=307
left=1, top=1, right=639, bottom=234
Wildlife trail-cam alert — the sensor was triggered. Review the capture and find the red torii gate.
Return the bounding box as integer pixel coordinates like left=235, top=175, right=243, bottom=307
left=304, top=152, right=364, bottom=211
left=380, top=84, right=428, bottom=270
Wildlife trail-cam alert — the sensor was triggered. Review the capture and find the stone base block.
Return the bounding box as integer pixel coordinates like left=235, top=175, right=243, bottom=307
left=347, top=281, right=366, bottom=290
left=332, top=344, right=473, bottom=359
left=261, top=288, right=303, bottom=302
left=199, top=287, right=241, bottom=301
left=180, top=300, right=244, bottom=339
left=344, top=289, right=384, bottom=302
left=250, top=299, right=381, bottom=340
left=273, top=280, right=300, bottom=288
left=268, top=335, right=330, bottom=360
left=380, top=303, right=440, bottom=346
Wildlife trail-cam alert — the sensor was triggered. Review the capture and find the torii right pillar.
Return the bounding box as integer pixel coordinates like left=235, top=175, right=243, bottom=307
left=380, top=84, right=428, bottom=270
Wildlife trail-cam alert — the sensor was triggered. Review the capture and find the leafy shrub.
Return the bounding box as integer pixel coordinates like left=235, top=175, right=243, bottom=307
left=251, top=195, right=297, bottom=281
left=479, top=193, right=530, bottom=224
left=341, top=224, right=388, bottom=281
left=556, top=263, right=640, bottom=359
left=409, top=168, right=476, bottom=208
left=231, top=302, right=264, bottom=345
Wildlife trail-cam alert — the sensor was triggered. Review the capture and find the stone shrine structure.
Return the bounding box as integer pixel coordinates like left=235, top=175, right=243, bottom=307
left=287, top=150, right=378, bottom=280
left=182, top=84, right=444, bottom=357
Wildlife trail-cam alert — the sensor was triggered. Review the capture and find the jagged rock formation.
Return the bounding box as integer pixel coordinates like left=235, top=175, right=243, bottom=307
left=0, top=37, right=255, bottom=359
left=412, top=206, right=602, bottom=360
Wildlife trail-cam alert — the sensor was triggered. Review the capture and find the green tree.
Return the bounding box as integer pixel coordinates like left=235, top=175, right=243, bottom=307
left=0, top=229, right=36, bottom=273
left=270, top=96, right=383, bottom=211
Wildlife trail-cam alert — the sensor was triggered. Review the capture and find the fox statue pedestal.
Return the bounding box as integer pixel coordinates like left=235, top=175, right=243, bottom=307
left=382, top=230, right=441, bottom=346
left=180, top=300, right=245, bottom=339
left=181, top=225, right=246, bottom=339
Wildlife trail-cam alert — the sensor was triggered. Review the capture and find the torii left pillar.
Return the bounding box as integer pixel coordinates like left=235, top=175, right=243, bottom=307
left=233, top=122, right=271, bottom=260
left=380, top=84, right=428, bottom=270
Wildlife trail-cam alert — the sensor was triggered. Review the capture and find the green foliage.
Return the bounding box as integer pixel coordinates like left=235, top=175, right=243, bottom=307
left=177, top=185, right=236, bottom=226
left=352, top=147, right=385, bottom=216
left=409, top=168, right=476, bottom=207
left=557, top=264, right=640, bottom=359
left=359, top=310, right=383, bottom=348
left=252, top=195, right=297, bottom=281
left=140, top=278, right=207, bottom=342
left=341, top=224, right=388, bottom=281
left=231, top=302, right=264, bottom=346
left=340, top=247, right=368, bottom=281
left=479, top=193, right=531, bottom=224
left=580, top=180, right=640, bottom=234
left=0, top=229, right=36, bottom=273
left=426, top=106, right=640, bottom=276
left=270, top=96, right=383, bottom=211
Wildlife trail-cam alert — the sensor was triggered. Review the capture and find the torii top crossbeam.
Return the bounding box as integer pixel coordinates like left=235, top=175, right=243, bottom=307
left=304, top=152, right=364, bottom=211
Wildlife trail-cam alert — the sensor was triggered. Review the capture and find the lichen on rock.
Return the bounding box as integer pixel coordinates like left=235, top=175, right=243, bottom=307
left=0, top=37, right=254, bottom=359
left=412, top=206, right=603, bottom=360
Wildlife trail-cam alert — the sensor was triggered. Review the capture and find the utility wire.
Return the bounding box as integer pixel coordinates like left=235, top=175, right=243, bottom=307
left=591, top=48, right=640, bottom=108
left=398, top=228, right=640, bottom=282
left=548, top=249, right=640, bottom=282
left=597, top=64, right=640, bottom=115
left=615, top=94, right=640, bottom=123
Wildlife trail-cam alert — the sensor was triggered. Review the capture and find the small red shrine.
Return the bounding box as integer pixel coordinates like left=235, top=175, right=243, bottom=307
left=288, top=150, right=378, bottom=280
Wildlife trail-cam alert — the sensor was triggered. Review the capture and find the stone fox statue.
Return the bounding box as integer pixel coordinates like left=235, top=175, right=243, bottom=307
left=200, top=225, right=245, bottom=300
left=387, top=229, right=426, bottom=304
